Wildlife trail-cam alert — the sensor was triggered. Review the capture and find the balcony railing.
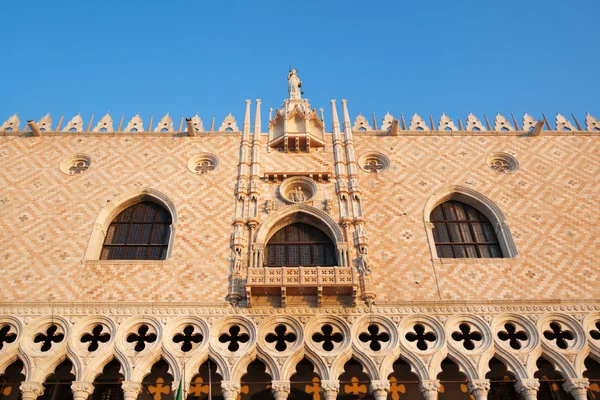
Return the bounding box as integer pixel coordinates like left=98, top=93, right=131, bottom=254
left=248, top=266, right=354, bottom=287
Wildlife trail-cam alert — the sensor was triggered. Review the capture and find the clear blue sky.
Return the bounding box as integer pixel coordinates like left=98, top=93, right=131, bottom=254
left=2, top=0, right=598, bottom=129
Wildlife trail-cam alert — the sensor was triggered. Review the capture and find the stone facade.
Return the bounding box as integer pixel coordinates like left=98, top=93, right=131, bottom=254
left=0, top=79, right=599, bottom=399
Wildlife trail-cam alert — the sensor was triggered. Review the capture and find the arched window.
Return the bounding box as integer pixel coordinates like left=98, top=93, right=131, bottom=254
left=100, top=201, right=171, bottom=260
left=430, top=201, right=502, bottom=258
left=266, top=223, right=336, bottom=267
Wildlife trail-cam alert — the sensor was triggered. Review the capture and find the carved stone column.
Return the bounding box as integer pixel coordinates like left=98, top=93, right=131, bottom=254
left=20, top=382, right=45, bottom=400
left=121, top=381, right=142, bottom=400
left=563, top=378, right=590, bottom=400
left=321, top=380, right=340, bottom=400
left=221, top=381, right=241, bottom=400
left=514, top=379, right=539, bottom=400
left=370, top=380, right=390, bottom=400
left=467, top=379, right=490, bottom=400
left=71, top=381, right=95, bottom=400
left=271, top=380, right=291, bottom=400
left=419, top=380, right=440, bottom=400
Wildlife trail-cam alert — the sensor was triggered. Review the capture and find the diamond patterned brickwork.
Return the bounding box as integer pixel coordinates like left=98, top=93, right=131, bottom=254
left=353, top=134, right=600, bottom=302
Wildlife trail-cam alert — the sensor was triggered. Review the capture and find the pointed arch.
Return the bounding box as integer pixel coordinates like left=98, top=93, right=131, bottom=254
left=423, top=185, right=518, bottom=259
left=83, top=187, right=177, bottom=261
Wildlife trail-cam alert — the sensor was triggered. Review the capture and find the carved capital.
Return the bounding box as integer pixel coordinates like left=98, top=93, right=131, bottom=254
left=20, top=382, right=45, bottom=399
left=121, top=381, right=143, bottom=400
left=514, top=379, right=539, bottom=400
left=468, top=379, right=490, bottom=400
left=321, top=380, right=340, bottom=400
left=221, top=381, right=241, bottom=400
left=370, top=380, right=390, bottom=400
left=71, top=381, right=95, bottom=399
left=419, top=380, right=440, bottom=400
left=563, top=378, right=590, bottom=400
left=271, top=380, right=291, bottom=400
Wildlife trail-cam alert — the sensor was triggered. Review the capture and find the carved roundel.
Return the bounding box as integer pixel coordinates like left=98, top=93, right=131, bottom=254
left=399, top=315, right=445, bottom=355
left=258, top=316, right=303, bottom=355
left=353, top=316, right=397, bottom=354
left=70, top=316, right=116, bottom=355
left=59, top=153, right=92, bottom=175
left=583, top=312, right=600, bottom=353
left=0, top=316, right=21, bottom=353
left=22, top=316, right=69, bottom=355
left=187, top=153, right=219, bottom=175
left=538, top=314, right=585, bottom=352
left=486, top=152, right=518, bottom=174
left=305, top=315, right=351, bottom=355
left=278, top=176, right=318, bottom=204
left=358, top=152, right=390, bottom=174
left=211, top=316, right=255, bottom=355
left=490, top=313, right=538, bottom=353
left=164, top=317, right=209, bottom=355
left=445, top=314, right=492, bottom=354
left=116, top=316, right=161, bottom=354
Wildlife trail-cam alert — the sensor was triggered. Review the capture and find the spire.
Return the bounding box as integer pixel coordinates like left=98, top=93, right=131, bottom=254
left=253, top=99, right=261, bottom=139
left=242, top=99, right=251, bottom=140
left=331, top=100, right=340, bottom=131
left=341, top=99, right=353, bottom=140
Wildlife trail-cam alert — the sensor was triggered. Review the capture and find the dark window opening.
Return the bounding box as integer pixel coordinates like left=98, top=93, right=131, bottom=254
left=266, top=223, right=336, bottom=267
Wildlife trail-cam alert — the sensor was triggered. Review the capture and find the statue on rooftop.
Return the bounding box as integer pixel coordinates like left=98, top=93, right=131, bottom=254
left=287, top=69, right=302, bottom=99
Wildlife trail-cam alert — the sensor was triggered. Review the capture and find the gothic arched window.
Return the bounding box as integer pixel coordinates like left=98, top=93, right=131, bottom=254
left=266, top=223, right=336, bottom=267
left=430, top=201, right=502, bottom=258
left=100, top=201, right=172, bottom=260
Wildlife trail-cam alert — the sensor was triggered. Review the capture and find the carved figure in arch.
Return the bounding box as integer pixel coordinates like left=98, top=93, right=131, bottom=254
left=466, top=112, right=486, bottom=131
left=323, top=199, right=333, bottom=214
left=0, top=114, right=20, bottom=132
left=232, top=247, right=243, bottom=275
left=353, top=114, right=372, bottom=131
left=556, top=113, right=576, bottom=131
left=218, top=113, right=239, bottom=131
left=264, top=200, right=274, bottom=214
left=124, top=114, right=144, bottom=132
left=287, top=69, right=302, bottom=99
left=494, top=113, right=514, bottom=131
left=522, top=113, right=537, bottom=131
left=93, top=113, right=114, bottom=132
left=438, top=113, right=457, bottom=131
left=409, top=113, right=429, bottom=130
left=356, top=245, right=372, bottom=275
left=585, top=112, right=600, bottom=131
left=38, top=113, right=53, bottom=131
left=381, top=113, right=394, bottom=131
left=154, top=113, right=174, bottom=132
left=63, top=114, right=84, bottom=132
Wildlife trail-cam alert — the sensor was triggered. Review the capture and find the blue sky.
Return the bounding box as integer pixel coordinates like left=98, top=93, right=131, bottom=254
left=2, top=0, right=598, bottom=129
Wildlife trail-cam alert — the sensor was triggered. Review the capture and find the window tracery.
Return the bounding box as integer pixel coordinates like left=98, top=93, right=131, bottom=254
left=265, top=223, right=336, bottom=267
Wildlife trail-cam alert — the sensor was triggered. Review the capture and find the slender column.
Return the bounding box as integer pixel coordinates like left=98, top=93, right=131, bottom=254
left=419, top=380, right=440, bottom=400
left=19, top=382, right=45, bottom=400
left=248, top=99, right=262, bottom=220
left=321, top=380, right=339, bottom=400
left=121, top=381, right=142, bottom=400
left=271, top=380, right=291, bottom=400
left=221, top=381, right=241, bottom=400
left=514, top=379, right=539, bottom=400
left=71, top=381, right=95, bottom=400
left=370, top=380, right=390, bottom=400
left=468, top=379, right=490, bottom=400
left=563, top=378, right=590, bottom=400
left=330, top=100, right=349, bottom=221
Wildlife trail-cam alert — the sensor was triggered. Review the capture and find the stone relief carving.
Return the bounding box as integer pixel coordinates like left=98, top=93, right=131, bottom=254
left=585, top=112, right=600, bottom=131
left=188, top=113, right=204, bottom=133
left=124, top=114, right=144, bottom=132
left=154, top=113, right=174, bottom=132
left=494, top=113, right=514, bottom=131
left=323, top=199, right=333, bottom=214
left=466, top=112, right=487, bottom=131
left=522, top=113, right=537, bottom=131
left=63, top=114, right=84, bottom=132
left=264, top=200, right=274, bottom=214
left=219, top=113, right=239, bottom=131
left=92, top=113, right=114, bottom=132
left=409, top=113, right=429, bottom=130
left=279, top=176, right=317, bottom=204
left=37, top=113, right=53, bottom=131
left=438, top=113, right=457, bottom=131
left=0, top=114, right=20, bottom=131
left=352, top=114, right=372, bottom=131
left=356, top=245, right=372, bottom=275
left=381, top=113, right=394, bottom=131
left=555, top=113, right=576, bottom=131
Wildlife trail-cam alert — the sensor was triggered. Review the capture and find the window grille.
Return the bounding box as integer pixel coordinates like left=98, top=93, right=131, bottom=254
left=100, top=202, right=171, bottom=260
left=266, top=223, right=336, bottom=267
left=431, top=201, right=502, bottom=258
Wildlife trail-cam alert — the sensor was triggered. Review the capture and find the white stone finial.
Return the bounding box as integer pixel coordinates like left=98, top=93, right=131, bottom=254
left=438, top=113, right=457, bottom=131
left=585, top=112, right=600, bottom=131
left=37, top=113, right=53, bottom=131
left=555, top=113, right=576, bottom=131
left=522, top=113, right=537, bottom=131
left=219, top=113, right=239, bottom=131
left=124, top=114, right=144, bottom=132
left=0, top=113, right=20, bottom=132
left=381, top=112, right=394, bottom=131
left=154, top=113, right=174, bottom=132
left=93, top=113, right=114, bottom=132
left=352, top=114, right=372, bottom=131
left=494, top=112, right=514, bottom=131
left=466, top=112, right=487, bottom=131
left=409, top=113, right=429, bottom=130
left=63, top=114, right=84, bottom=132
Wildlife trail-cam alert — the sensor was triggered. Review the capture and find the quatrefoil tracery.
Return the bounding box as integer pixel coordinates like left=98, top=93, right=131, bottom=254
left=219, top=325, right=249, bottom=352
left=34, top=325, right=64, bottom=352
left=312, top=324, right=343, bottom=352
left=80, top=325, right=110, bottom=352
left=126, top=325, right=157, bottom=352
left=405, top=324, right=436, bottom=351
left=358, top=324, right=390, bottom=351
left=451, top=323, right=482, bottom=351
left=543, top=322, right=574, bottom=350
left=591, top=321, right=600, bottom=341
left=173, top=325, right=203, bottom=352
left=265, top=325, right=297, bottom=352
left=0, top=326, right=16, bottom=350
left=497, top=323, right=528, bottom=350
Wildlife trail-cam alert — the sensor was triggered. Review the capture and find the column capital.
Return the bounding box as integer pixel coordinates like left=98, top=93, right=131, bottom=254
left=71, top=381, right=95, bottom=400
left=122, top=381, right=142, bottom=400
left=321, top=380, right=340, bottom=400
left=468, top=379, right=490, bottom=400
left=370, top=380, right=390, bottom=400
left=271, top=380, right=291, bottom=400
left=514, top=379, right=539, bottom=400
left=221, top=380, right=241, bottom=400
left=563, top=378, right=590, bottom=400
left=419, top=380, right=441, bottom=400
left=20, top=381, right=45, bottom=400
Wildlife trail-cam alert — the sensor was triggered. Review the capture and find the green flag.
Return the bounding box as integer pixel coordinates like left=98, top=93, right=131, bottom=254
left=174, top=379, right=183, bottom=400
